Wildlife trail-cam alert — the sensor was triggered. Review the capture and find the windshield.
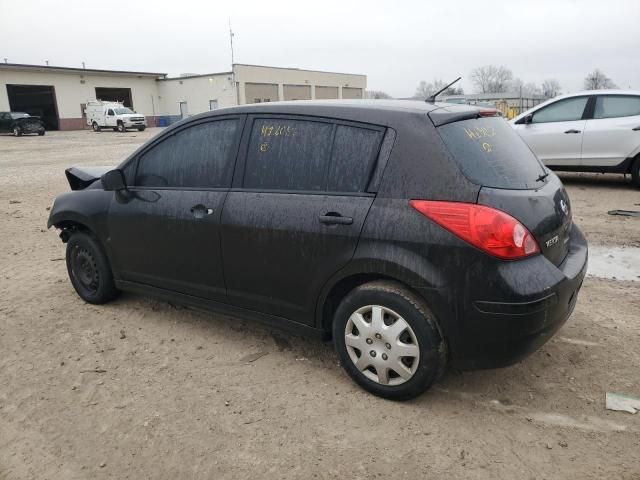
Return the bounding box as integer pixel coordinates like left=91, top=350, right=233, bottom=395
left=114, top=107, right=134, bottom=114
left=10, top=112, right=30, bottom=119
left=437, top=116, right=548, bottom=190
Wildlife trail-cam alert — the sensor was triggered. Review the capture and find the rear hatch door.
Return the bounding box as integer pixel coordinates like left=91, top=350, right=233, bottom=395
left=433, top=112, right=572, bottom=266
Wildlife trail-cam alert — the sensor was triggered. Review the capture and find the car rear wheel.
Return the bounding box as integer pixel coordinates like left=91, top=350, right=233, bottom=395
left=138, top=126, right=146, bottom=131
left=332, top=280, right=446, bottom=400
left=92, top=122, right=101, bottom=132
left=66, top=231, right=118, bottom=304
left=117, top=122, right=125, bottom=133
left=13, top=127, right=22, bottom=137
left=38, top=129, right=45, bottom=136
left=631, top=157, right=640, bottom=189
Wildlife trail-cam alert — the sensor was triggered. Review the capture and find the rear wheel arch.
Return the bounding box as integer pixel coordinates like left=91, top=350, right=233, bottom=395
left=319, top=272, right=443, bottom=339
left=631, top=154, right=640, bottom=188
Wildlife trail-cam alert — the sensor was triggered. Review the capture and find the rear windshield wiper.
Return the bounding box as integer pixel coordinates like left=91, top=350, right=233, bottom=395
left=536, top=172, right=549, bottom=182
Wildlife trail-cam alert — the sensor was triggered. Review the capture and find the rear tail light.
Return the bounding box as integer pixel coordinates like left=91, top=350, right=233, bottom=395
left=478, top=108, right=499, bottom=117
left=409, top=200, right=540, bottom=260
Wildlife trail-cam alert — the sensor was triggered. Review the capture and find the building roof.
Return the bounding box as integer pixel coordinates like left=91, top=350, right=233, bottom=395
left=441, top=92, right=548, bottom=101
left=233, top=63, right=366, bottom=78
left=0, top=62, right=166, bottom=78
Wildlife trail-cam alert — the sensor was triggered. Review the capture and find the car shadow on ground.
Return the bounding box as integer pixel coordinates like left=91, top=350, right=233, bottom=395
left=108, top=291, right=566, bottom=405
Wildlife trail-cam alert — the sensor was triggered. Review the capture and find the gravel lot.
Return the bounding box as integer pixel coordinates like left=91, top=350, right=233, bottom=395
left=1, top=129, right=639, bottom=479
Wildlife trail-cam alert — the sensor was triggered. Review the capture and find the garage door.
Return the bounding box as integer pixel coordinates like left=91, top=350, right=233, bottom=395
left=95, top=87, right=133, bottom=107
left=342, top=87, right=363, bottom=99
left=315, top=86, right=338, bottom=99
left=284, top=85, right=311, bottom=101
left=6, top=84, right=59, bottom=130
left=245, top=83, right=279, bottom=103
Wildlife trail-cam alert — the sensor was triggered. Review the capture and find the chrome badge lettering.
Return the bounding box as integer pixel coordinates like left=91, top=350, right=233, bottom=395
left=546, top=236, right=559, bottom=248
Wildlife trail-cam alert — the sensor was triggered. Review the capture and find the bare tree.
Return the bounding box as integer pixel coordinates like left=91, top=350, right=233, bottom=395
left=541, top=79, right=561, bottom=98
left=584, top=69, right=617, bottom=90
left=366, top=90, right=391, bottom=99
left=470, top=65, right=513, bottom=93
left=414, top=79, right=463, bottom=100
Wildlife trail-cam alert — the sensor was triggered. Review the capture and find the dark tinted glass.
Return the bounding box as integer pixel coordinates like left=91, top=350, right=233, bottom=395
left=244, top=119, right=333, bottom=191
left=328, top=125, right=382, bottom=192
left=135, top=119, right=238, bottom=188
left=438, top=117, right=547, bottom=190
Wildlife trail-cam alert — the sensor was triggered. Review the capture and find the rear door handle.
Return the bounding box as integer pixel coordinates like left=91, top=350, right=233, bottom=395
left=319, top=213, right=353, bottom=225
left=564, top=129, right=581, bottom=134
left=190, top=204, right=214, bottom=218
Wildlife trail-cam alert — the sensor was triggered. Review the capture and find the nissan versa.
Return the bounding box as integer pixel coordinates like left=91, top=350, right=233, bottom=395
left=47, top=100, right=588, bottom=400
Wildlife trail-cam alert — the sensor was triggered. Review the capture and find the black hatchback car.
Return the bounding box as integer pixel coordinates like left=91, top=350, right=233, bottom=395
left=48, top=100, right=588, bottom=399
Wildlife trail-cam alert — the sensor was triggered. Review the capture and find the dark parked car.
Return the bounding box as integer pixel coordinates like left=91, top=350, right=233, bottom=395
left=0, top=111, right=46, bottom=136
left=47, top=100, right=588, bottom=399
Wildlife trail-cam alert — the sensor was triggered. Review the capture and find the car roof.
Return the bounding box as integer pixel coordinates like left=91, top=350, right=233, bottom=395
left=177, top=99, right=485, bottom=130
left=511, top=89, right=640, bottom=122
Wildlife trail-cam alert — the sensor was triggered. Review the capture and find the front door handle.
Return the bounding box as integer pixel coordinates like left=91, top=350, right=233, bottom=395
left=632, top=126, right=640, bottom=131
left=319, top=213, right=353, bottom=225
left=564, top=129, right=581, bottom=134
left=190, top=204, right=214, bottom=218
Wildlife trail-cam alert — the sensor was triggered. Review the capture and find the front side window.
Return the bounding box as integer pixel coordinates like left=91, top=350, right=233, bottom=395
left=135, top=119, right=239, bottom=189
left=532, top=97, right=589, bottom=123
left=594, top=95, right=640, bottom=119
left=107, top=109, right=115, bottom=116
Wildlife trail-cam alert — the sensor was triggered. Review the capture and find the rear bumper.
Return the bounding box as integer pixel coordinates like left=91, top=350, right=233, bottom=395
left=450, top=224, right=588, bottom=370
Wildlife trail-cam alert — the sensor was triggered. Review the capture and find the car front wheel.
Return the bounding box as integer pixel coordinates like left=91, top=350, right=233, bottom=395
left=13, top=127, right=22, bottom=137
left=66, top=231, right=118, bottom=304
left=117, top=122, right=125, bottom=133
left=332, top=280, right=446, bottom=400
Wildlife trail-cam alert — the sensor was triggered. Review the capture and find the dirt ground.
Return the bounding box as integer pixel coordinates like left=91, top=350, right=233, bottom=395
left=1, top=129, right=639, bottom=480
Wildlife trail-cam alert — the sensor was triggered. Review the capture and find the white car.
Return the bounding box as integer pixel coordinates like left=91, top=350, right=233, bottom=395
left=510, top=90, right=640, bottom=188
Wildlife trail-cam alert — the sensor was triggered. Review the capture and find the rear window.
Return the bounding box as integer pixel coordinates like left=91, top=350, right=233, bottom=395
left=437, top=117, right=547, bottom=190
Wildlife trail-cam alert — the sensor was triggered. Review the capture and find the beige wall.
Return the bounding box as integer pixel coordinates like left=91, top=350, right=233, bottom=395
left=0, top=68, right=159, bottom=120
left=314, top=86, right=339, bottom=99
left=244, top=83, right=279, bottom=104
left=233, top=64, right=366, bottom=104
left=156, top=73, right=236, bottom=116
left=283, top=84, right=311, bottom=101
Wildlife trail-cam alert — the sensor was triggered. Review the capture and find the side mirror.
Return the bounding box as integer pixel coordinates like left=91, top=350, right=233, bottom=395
left=102, top=169, right=127, bottom=191
left=524, top=113, right=533, bottom=124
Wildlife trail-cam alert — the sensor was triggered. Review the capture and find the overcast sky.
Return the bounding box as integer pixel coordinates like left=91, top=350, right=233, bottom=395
left=1, top=0, right=639, bottom=97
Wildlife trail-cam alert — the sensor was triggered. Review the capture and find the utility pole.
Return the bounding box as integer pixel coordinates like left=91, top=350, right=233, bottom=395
left=229, top=18, right=238, bottom=104
left=229, top=19, right=235, bottom=67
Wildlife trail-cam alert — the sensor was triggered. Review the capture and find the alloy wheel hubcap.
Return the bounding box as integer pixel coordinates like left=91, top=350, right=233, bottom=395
left=344, top=305, right=420, bottom=386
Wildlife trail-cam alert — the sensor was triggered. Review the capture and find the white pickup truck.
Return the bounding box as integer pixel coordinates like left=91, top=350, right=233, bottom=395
left=85, top=100, right=146, bottom=132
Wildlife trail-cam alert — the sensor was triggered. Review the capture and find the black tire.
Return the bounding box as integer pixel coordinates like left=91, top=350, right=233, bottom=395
left=92, top=122, right=101, bottom=132
left=138, top=126, right=146, bottom=131
left=38, top=129, right=45, bottom=136
left=113, top=127, right=118, bottom=132
left=65, top=231, right=118, bottom=304
left=117, top=122, right=125, bottom=133
left=13, top=127, right=22, bottom=137
left=332, top=280, right=446, bottom=400
left=631, top=157, right=640, bottom=189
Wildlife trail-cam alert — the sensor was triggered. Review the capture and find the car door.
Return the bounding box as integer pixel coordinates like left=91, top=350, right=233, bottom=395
left=513, top=96, right=590, bottom=166
left=0, top=113, right=10, bottom=132
left=106, top=116, right=244, bottom=301
left=220, top=116, right=384, bottom=325
left=105, top=108, right=116, bottom=127
left=581, top=94, right=640, bottom=167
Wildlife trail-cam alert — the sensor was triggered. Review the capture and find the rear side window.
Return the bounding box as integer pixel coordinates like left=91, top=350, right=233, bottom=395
left=594, top=95, right=640, bottom=119
left=135, top=119, right=238, bottom=188
left=532, top=97, right=588, bottom=123
left=243, top=118, right=382, bottom=192
left=438, top=117, right=547, bottom=190
left=328, top=125, right=382, bottom=192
